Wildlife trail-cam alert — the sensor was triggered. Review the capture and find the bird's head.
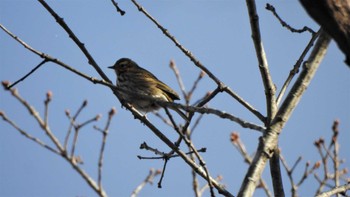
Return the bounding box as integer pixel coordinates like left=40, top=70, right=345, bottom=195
left=108, top=58, right=138, bottom=75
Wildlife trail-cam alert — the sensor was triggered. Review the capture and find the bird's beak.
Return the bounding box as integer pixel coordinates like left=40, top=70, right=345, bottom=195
left=108, top=65, right=114, bottom=69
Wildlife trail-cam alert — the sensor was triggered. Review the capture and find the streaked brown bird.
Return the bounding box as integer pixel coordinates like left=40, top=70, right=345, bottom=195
left=108, top=58, right=187, bottom=120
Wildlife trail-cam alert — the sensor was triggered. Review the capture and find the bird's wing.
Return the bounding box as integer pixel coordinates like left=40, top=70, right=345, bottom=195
left=140, top=66, right=180, bottom=101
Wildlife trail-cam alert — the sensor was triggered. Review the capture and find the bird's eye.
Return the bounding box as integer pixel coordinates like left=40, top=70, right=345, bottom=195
left=118, top=61, right=128, bottom=68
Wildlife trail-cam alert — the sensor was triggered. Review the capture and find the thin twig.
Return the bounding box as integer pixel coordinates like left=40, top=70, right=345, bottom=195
left=187, top=71, right=206, bottom=102
left=332, top=120, right=340, bottom=194
left=199, top=175, right=224, bottom=197
left=131, top=169, right=161, bottom=197
left=0, top=23, right=114, bottom=89
left=64, top=100, right=88, bottom=150
left=138, top=147, right=206, bottom=160
left=96, top=108, right=116, bottom=189
left=1, top=84, right=107, bottom=196
left=5, top=86, right=64, bottom=152
left=163, top=110, right=215, bottom=196
left=44, top=91, right=52, bottom=127
left=265, top=3, right=316, bottom=34
left=71, top=115, right=100, bottom=157
left=296, top=161, right=320, bottom=187
left=153, top=112, right=173, bottom=126
left=157, top=158, right=169, bottom=188
left=7, top=60, right=47, bottom=89
left=276, top=29, right=321, bottom=106
left=223, top=87, right=265, bottom=122
left=169, top=59, right=187, bottom=100
left=280, top=154, right=300, bottom=197
left=139, top=142, right=166, bottom=157
left=110, top=0, right=125, bottom=16
left=0, top=111, right=60, bottom=155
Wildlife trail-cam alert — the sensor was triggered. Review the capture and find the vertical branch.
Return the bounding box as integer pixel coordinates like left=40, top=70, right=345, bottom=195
left=97, top=108, right=116, bottom=189
left=169, top=60, right=187, bottom=100
left=44, top=91, right=52, bottom=127
left=269, top=148, right=285, bottom=197
left=245, top=0, right=277, bottom=122
left=64, top=100, right=88, bottom=151
left=230, top=132, right=273, bottom=197
left=332, top=120, right=340, bottom=196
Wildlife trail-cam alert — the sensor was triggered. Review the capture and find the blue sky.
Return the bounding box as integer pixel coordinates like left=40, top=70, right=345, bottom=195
left=1, top=1, right=349, bottom=196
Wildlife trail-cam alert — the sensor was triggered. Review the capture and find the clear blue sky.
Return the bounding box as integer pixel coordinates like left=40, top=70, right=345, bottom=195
left=1, top=1, right=349, bottom=196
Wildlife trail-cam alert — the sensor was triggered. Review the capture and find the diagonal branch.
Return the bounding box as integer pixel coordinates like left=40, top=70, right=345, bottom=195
left=115, top=97, right=234, bottom=197
left=0, top=111, right=60, bottom=155
left=37, top=0, right=111, bottom=83
left=276, top=29, right=321, bottom=105
left=238, top=30, right=331, bottom=197
left=130, top=0, right=264, bottom=123
left=316, top=183, right=350, bottom=197
left=0, top=23, right=113, bottom=89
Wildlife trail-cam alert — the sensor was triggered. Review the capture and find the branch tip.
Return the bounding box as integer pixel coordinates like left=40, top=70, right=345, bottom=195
left=46, top=91, right=53, bottom=102
left=332, top=119, right=340, bottom=133
left=95, top=114, right=102, bottom=121
left=82, top=100, right=88, bottom=107
left=2, top=80, right=10, bottom=90
left=109, top=107, right=117, bottom=117
left=230, top=132, right=240, bottom=143
left=65, top=109, right=70, bottom=116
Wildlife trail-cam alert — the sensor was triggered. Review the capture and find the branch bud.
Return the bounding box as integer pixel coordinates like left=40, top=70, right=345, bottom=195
left=199, top=70, right=206, bottom=78
left=169, top=59, right=175, bottom=68
left=313, top=161, right=321, bottom=169
left=46, top=90, right=53, bottom=103
left=95, top=114, right=102, bottom=121
left=109, top=107, right=117, bottom=117
left=65, top=109, right=70, bottom=117
left=230, top=132, right=239, bottom=142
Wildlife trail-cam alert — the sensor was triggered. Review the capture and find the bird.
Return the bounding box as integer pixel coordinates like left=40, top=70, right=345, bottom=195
left=108, top=58, right=188, bottom=121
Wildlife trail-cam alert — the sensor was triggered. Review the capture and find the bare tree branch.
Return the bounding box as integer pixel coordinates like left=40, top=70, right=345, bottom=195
left=230, top=132, right=273, bottom=197
left=245, top=0, right=277, bottom=122
left=110, top=0, right=125, bottom=16
left=316, top=183, right=350, bottom=197
left=131, top=169, right=161, bottom=197
left=0, top=23, right=113, bottom=89
left=238, top=30, right=331, bottom=197
left=266, top=3, right=316, bottom=34
left=277, top=29, right=321, bottom=105
left=130, top=0, right=265, bottom=123
left=37, top=0, right=111, bottom=83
